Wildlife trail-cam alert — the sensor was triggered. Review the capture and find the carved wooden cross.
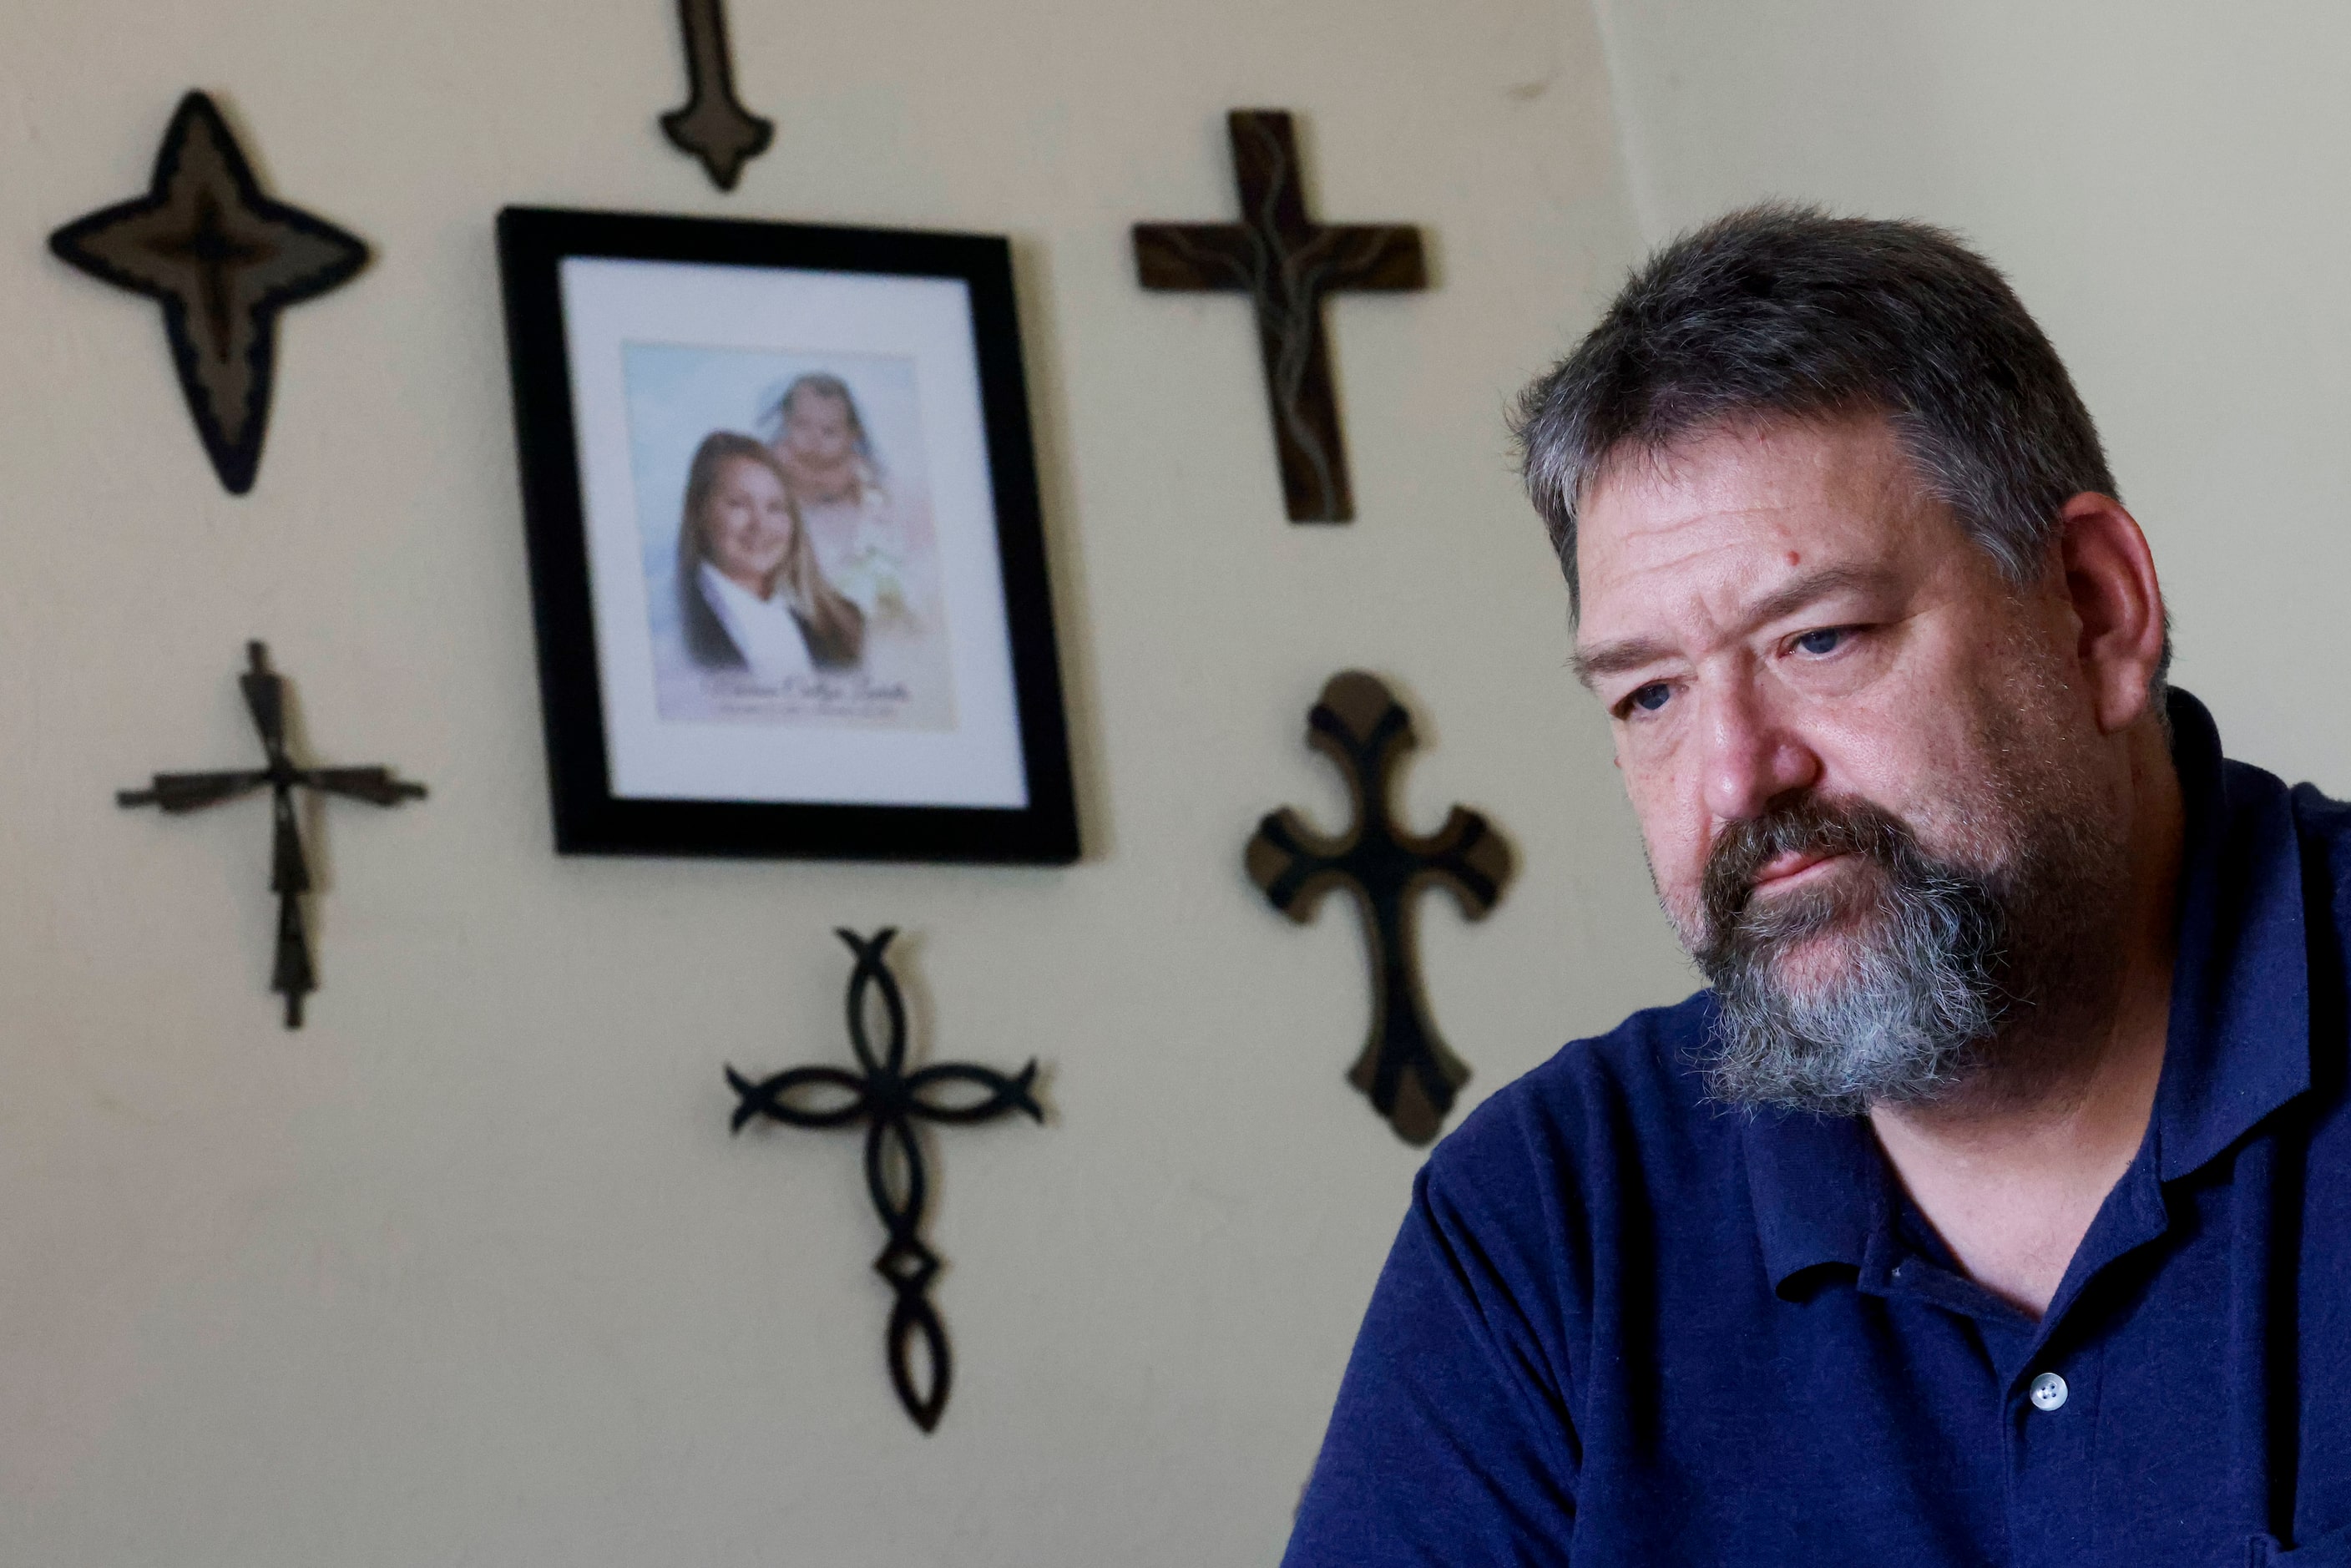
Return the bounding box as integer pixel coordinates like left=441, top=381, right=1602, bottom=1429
left=1134, top=109, right=1428, bottom=523
left=728, top=928, right=1043, bottom=1433
left=117, top=642, right=427, bottom=1028
left=1247, top=672, right=1512, bottom=1144
left=660, top=0, right=773, bottom=190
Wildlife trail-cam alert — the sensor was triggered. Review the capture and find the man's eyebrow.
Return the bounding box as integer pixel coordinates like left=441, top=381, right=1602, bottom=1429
left=1570, top=637, right=1672, bottom=689
left=1742, top=564, right=1895, bottom=630
left=1569, top=564, right=1898, bottom=691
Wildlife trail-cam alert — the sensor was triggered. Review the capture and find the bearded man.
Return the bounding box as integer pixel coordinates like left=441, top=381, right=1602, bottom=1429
left=1282, top=207, right=2351, bottom=1566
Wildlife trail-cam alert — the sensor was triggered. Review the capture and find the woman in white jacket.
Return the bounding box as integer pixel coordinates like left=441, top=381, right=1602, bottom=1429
left=674, top=431, right=863, bottom=682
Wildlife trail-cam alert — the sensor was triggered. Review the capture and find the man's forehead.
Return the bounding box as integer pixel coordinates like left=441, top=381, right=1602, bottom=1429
left=1589, top=412, right=1919, bottom=532
left=1580, top=419, right=1940, bottom=599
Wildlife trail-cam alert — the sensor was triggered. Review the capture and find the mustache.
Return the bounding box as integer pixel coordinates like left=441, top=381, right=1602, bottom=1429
left=1700, top=796, right=1923, bottom=943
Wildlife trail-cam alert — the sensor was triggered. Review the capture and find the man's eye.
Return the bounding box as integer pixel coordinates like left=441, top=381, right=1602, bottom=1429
left=1628, top=683, right=1671, bottom=714
left=1792, top=627, right=1849, bottom=656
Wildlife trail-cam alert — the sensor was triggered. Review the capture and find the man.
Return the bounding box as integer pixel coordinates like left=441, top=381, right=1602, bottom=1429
left=1282, top=206, right=2351, bottom=1565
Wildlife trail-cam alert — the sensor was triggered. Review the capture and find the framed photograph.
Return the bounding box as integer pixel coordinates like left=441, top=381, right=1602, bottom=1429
left=495, top=207, right=1078, bottom=862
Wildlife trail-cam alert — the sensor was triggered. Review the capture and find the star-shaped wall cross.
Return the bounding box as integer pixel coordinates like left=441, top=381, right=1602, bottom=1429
left=50, top=91, right=369, bottom=495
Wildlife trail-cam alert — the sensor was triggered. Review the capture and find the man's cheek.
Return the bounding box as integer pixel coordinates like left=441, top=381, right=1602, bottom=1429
left=1619, top=756, right=1693, bottom=845
left=1639, top=831, right=1707, bottom=935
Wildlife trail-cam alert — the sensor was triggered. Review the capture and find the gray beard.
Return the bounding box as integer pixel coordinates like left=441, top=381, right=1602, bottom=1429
left=1686, top=793, right=2111, bottom=1117
left=1698, top=838, right=2004, bottom=1114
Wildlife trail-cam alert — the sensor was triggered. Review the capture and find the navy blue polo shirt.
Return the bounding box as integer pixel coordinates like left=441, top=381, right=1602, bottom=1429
left=1284, top=691, right=2351, bottom=1566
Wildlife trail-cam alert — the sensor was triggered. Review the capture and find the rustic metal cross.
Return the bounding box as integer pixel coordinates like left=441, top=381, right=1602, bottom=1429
left=660, top=0, right=773, bottom=190
left=116, top=642, right=427, bottom=1028
left=1247, top=672, right=1513, bottom=1145
left=727, top=928, right=1043, bottom=1433
left=1134, top=109, right=1427, bottom=523
left=49, top=92, right=370, bottom=495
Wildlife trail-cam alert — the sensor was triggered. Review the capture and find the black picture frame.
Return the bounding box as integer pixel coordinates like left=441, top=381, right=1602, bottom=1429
left=495, top=207, right=1079, bottom=863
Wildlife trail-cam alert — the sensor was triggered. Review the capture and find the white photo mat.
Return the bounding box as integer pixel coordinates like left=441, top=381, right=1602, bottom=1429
left=559, top=256, right=1029, bottom=809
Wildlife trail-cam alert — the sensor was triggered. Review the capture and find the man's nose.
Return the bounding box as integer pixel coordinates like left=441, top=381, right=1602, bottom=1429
left=1700, top=685, right=1820, bottom=822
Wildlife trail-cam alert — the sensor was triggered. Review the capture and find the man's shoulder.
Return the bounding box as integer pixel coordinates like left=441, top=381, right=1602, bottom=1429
left=2292, top=773, right=2351, bottom=871
left=1422, top=989, right=1744, bottom=1214
left=2286, top=771, right=2351, bottom=964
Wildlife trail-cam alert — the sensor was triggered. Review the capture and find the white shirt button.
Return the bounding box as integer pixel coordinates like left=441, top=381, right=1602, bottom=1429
left=2029, top=1372, right=2068, bottom=1412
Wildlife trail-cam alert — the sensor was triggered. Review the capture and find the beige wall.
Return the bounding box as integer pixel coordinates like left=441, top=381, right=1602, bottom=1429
left=0, top=2, right=1666, bottom=1563
left=1591, top=0, right=2351, bottom=792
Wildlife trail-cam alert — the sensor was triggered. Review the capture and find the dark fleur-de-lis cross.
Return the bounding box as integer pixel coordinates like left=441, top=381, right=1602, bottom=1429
left=49, top=92, right=370, bottom=495
left=1134, top=109, right=1428, bottom=522
left=1247, top=672, right=1514, bottom=1145
left=117, top=643, right=427, bottom=1028
left=660, top=0, right=774, bottom=190
left=727, top=928, right=1043, bottom=1433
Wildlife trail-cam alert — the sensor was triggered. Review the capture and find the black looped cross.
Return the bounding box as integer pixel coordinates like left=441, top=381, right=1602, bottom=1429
left=727, top=928, right=1042, bottom=1433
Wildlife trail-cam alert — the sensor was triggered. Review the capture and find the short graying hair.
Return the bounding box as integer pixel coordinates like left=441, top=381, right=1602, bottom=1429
left=1511, top=205, right=2120, bottom=626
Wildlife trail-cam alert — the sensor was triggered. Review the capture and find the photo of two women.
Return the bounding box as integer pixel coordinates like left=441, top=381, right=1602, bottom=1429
left=626, top=346, right=955, bottom=731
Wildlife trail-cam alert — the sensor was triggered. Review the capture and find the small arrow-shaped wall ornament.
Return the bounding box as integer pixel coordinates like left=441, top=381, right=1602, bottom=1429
left=660, top=0, right=773, bottom=190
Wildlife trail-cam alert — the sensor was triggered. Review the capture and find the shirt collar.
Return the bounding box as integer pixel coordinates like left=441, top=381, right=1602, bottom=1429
left=2149, top=688, right=2312, bottom=1180
left=1742, top=687, right=2315, bottom=1292
left=1742, top=1100, right=1884, bottom=1296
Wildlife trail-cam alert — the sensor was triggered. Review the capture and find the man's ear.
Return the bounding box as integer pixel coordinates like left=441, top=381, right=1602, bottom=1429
left=2052, top=492, right=2167, bottom=734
